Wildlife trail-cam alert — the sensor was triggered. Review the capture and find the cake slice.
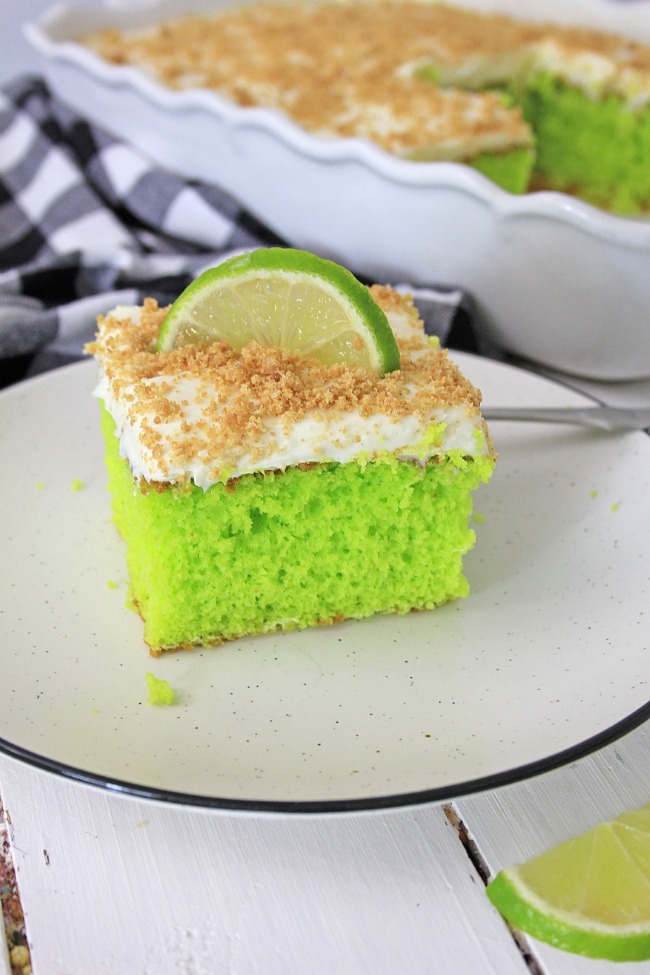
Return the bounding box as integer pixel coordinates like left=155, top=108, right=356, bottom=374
left=87, top=252, right=496, bottom=654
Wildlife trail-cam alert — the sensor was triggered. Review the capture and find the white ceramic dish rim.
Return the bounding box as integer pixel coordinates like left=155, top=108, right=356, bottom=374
left=24, top=0, right=650, bottom=252
left=1, top=355, right=649, bottom=816
left=2, top=697, right=648, bottom=815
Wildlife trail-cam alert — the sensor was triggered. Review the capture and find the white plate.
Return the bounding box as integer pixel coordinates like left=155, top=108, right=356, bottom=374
left=25, top=0, right=650, bottom=381
left=0, top=356, right=648, bottom=812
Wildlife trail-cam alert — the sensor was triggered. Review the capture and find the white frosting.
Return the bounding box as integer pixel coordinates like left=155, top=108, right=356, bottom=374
left=406, top=49, right=535, bottom=92
left=94, top=304, right=489, bottom=491
left=535, top=40, right=615, bottom=97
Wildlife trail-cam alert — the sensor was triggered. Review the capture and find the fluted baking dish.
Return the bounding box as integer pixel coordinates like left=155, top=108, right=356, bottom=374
left=25, top=0, right=650, bottom=380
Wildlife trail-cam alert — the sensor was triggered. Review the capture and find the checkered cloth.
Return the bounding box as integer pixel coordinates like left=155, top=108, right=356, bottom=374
left=0, top=77, right=473, bottom=371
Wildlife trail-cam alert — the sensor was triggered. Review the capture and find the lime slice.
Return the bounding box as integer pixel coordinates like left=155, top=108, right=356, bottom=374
left=486, top=804, right=650, bottom=961
left=156, top=248, right=400, bottom=374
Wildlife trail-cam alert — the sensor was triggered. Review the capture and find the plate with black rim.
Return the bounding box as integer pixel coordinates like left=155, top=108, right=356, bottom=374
left=0, top=354, right=648, bottom=813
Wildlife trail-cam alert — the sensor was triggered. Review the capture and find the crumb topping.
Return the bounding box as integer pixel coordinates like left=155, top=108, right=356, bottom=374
left=88, top=288, right=485, bottom=484
left=80, top=1, right=537, bottom=158
left=80, top=1, right=650, bottom=159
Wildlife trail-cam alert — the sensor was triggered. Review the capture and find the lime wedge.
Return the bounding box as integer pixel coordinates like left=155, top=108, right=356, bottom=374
left=486, top=803, right=650, bottom=961
left=156, top=248, right=400, bottom=375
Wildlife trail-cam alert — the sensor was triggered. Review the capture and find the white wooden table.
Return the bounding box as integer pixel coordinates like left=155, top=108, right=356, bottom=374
left=1, top=720, right=649, bottom=975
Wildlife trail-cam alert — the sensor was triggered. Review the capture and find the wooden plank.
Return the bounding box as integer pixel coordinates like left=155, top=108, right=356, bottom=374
left=0, top=755, right=528, bottom=975
left=456, top=721, right=650, bottom=975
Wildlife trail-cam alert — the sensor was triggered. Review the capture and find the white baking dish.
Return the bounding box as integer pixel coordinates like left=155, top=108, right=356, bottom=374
left=24, top=0, right=650, bottom=380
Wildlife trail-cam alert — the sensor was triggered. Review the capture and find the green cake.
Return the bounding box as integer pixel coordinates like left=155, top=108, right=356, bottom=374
left=81, top=0, right=650, bottom=213
left=88, top=257, right=495, bottom=654
left=513, top=74, right=650, bottom=213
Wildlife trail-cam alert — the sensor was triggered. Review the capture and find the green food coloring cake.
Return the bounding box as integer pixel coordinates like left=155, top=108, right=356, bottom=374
left=88, top=284, right=496, bottom=653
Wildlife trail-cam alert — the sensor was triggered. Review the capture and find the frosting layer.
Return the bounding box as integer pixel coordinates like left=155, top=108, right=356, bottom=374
left=88, top=285, right=492, bottom=490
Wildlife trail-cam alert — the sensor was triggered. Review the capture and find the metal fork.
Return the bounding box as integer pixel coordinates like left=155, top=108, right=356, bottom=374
left=482, top=405, right=650, bottom=432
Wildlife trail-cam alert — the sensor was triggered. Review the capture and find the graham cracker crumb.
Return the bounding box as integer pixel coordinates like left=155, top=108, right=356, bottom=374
left=80, top=0, right=650, bottom=161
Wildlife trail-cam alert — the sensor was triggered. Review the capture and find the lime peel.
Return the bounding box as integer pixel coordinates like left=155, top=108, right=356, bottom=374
left=156, top=247, right=400, bottom=376
left=488, top=870, right=650, bottom=960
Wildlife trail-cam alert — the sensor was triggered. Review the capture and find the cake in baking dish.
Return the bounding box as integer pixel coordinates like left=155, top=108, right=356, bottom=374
left=81, top=0, right=650, bottom=213
left=87, top=264, right=495, bottom=654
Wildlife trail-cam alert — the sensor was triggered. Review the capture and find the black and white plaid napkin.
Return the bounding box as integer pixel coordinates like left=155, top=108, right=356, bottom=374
left=0, top=76, right=476, bottom=376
